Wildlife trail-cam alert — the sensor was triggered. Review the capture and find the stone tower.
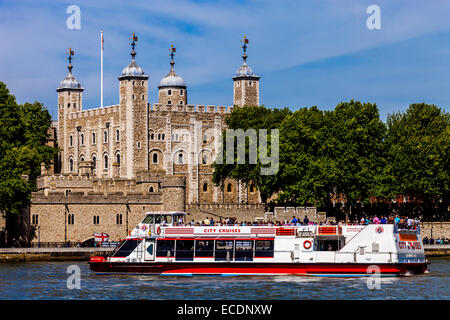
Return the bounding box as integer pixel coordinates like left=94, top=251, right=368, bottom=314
left=233, top=36, right=260, bottom=107
left=118, top=33, right=149, bottom=179
left=158, top=45, right=187, bottom=106
left=56, top=48, right=84, bottom=174
left=162, top=175, right=186, bottom=212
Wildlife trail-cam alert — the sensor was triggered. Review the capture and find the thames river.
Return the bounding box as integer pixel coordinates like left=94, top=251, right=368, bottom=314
left=0, top=257, right=448, bottom=300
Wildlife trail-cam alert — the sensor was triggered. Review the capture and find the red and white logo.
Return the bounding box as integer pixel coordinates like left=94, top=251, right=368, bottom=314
left=375, top=226, right=384, bottom=234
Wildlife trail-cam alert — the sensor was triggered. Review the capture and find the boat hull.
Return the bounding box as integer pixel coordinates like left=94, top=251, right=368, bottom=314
left=89, top=261, right=429, bottom=277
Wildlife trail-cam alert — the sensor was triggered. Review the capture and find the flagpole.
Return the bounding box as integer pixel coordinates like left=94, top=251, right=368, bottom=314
left=101, top=30, right=104, bottom=108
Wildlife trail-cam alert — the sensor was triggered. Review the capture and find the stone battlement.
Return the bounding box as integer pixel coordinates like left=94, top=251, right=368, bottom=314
left=151, top=104, right=233, bottom=114
left=67, top=105, right=120, bottom=119
left=37, top=174, right=94, bottom=190
left=31, top=191, right=162, bottom=204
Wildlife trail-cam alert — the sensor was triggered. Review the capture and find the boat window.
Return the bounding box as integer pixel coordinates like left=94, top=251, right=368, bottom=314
left=215, top=240, right=234, bottom=261
left=174, top=215, right=184, bottom=224
left=154, top=215, right=162, bottom=224
left=235, top=240, right=253, bottom=261
left=142, top=215, right=154, bottom=224
left=156, top=239, right=175, bottom=257
left=175, top=240, right=194, bottom=261
left=314, top=238, right=344, bottom=251
left=111, top=239, right=142, bottom=258
left=162, top=215, right=172, bottom=224
left=255, top=240, right=274, bottom=257
left=195, top=240, right=214, bottom=257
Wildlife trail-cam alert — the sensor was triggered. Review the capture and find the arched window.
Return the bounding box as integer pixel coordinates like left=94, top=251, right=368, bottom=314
left=116, top=153, right=120, bottom=166
left=104, top=130, right=108, bottom=143
left=116, top=129, right=120, bottom=142
left=69, top=158, right=74, bottom=172
left=69, top=135, right=73, bottom=147
left=178, top=153, right=183, bottom=164
left=80, top=134, right=84, bottom=145
left=92, top=132, right=96, bottom=145
left=180, top=90, right=184, bottom=96
left=168, top=100, right=172, bottom=105
left=104, top=154, right=108, bottom=169
left=80, top=156, right=85, bottom=162
left=149, top=186, right=154, bottom=193
left=203, top=183, right=208, bottom=192
left=152, top=153, right=158, bottom=164
left=168, top=89, right=172, bottom=96
left=202, top=154, right=208, bottom=164
left=92, top=155, right=97, bottom=170
left=227, top=183, right=232, bottom=192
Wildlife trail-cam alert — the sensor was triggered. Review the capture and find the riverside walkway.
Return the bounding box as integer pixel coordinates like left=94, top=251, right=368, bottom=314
left=0, top=247, right=114, bottom=262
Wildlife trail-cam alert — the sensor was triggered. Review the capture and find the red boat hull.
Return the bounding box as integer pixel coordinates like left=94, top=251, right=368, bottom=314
left=89, top=261, right=429, bottom=276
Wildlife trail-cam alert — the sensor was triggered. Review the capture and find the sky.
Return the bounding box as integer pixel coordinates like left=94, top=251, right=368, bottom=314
left=1, top=0, right=450, bottom=121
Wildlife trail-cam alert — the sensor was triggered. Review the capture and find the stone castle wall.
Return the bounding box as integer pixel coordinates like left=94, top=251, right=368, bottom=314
left=420, top=222, right=450, bottom=239
left=31, top=191, right=163, bottom=243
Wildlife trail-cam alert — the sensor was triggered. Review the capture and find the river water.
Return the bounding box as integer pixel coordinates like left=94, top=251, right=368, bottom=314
left=0, top=257, right=448, bottom=300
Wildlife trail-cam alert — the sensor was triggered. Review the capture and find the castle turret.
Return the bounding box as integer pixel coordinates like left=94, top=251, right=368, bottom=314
left=233, top=36, right=260, bottom=107
left=158, top=45, right=187, bottom=106
left=162, top=175, right=186, bottom=212
left=118, top=33, right=149, bottom=179
left=57, top=48, right=84, bottom=174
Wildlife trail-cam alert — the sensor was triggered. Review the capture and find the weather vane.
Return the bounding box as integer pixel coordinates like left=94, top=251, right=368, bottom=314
left=241, top=35, right=248, bottom=54
left=66, top=48, right=74, bottom=63
left=169, top=44, right=176, bottom=61
left=240, top=35, right=249, bottom=63
left=129, top=32, right=138, bottom=51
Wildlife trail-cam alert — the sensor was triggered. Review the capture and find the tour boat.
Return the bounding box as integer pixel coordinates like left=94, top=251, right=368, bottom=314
left=89, top=211, right=429, bottom=277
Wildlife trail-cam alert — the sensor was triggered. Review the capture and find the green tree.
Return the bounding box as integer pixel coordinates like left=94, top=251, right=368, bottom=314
left=326, top=100, right=387, bottom=217
left=0, top=81, right=57, bottom=246
left=276, top=106, right=336, bottom=207
left=212, top=105, right=291, bottom=204
left=384, top=103, right=450, bottom=219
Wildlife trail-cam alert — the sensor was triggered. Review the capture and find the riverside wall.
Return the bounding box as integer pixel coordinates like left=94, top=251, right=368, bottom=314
left=420, top=222, right=450, bottom=239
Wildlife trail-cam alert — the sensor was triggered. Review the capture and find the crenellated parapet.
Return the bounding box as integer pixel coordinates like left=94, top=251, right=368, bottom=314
left=66, top=105, right=120, bottom=120
left=150, top=103, right=233, bottom=113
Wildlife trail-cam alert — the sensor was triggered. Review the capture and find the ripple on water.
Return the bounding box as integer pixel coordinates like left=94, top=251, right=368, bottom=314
left=0, top=258, right=449, bottom=299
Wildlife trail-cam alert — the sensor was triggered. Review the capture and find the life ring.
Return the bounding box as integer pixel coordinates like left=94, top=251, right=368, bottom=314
left=156, top=227, right=161, bottom=235
left=303, top=240, right=312, bottom=250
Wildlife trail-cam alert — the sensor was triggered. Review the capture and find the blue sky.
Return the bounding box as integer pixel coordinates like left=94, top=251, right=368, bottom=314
left=1, top=0, right=450, bottom=121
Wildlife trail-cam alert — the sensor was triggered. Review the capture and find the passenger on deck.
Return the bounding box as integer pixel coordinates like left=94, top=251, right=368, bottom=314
left=291, top=216, right=298, bottom=225
left=303, top=215, right=309, bottom=225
